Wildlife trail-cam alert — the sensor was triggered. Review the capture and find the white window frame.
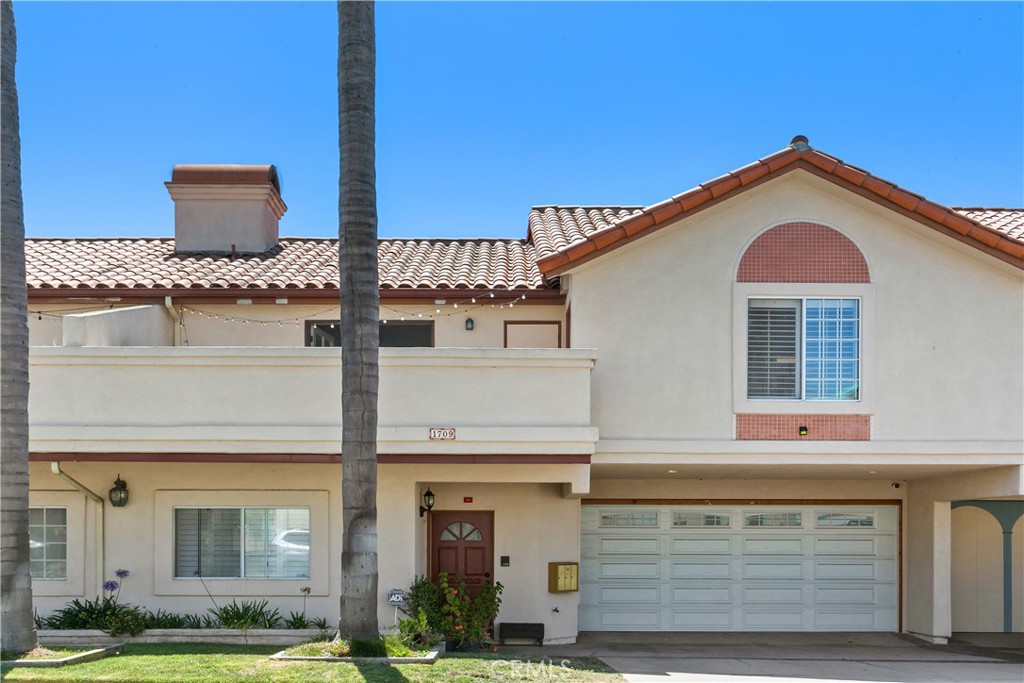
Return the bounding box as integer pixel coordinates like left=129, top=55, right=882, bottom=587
left=28, top=490, right=86, bottom=597
left=747, top=296, right=861, bottom=402
left=732, top=282, right=874, bottom=415
left=154, top=490, right=329, bottom=597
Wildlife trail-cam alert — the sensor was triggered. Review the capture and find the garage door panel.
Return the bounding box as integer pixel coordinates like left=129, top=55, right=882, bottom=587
left=599, top=537, right=661, bottom=554
left=742, top=586, right=806, bottom=603
left=671, top=586, right=733, bottom=603
left=743, top=611, right=805, bottom=629
left=595, top=609, right=661, bottom=629
left=814, top=560, right=878, bottom=580
left=600, top=586, right=661, bottom=603
left=671, top=537, right=732, bottom=554
left=743, top=537, right=805, bottom=554
left=815, top=610, right=894, bottom=630
left=671, top=610, right=733, bottom=628
left=814, top=537, right=878, bottom=555
left=671, top=561, right=733, bottom=579
left=814, top=586, right=878, bottom=604
left=581, top=504, right=899, bottom=632
left=598, top=561, right=660, bottom=579
left=741, top=561, right=805, bottom=579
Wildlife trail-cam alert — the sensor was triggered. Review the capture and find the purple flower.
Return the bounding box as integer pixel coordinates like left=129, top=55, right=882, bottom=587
left=103, top=580, right=119, bottom=593
left=115, top=569, right=130, bottom=578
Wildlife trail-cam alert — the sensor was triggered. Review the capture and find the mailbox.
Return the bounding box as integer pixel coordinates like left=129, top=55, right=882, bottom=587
left=547, top=562, right=579, bottom=593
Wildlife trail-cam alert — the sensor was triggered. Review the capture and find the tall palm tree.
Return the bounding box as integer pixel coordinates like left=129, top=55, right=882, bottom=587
left=337, top=0, right=379, bottom=640
left=1, top=0, right=38, bottom=655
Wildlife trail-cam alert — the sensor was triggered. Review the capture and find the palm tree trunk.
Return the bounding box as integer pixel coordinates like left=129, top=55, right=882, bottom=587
left=337, top=0, right=379, bottom=640
left=0, top=0, right=38, bottom=655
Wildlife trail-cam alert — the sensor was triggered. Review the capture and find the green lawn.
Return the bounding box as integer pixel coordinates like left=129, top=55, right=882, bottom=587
left=0, top=643, right=623, bottom=682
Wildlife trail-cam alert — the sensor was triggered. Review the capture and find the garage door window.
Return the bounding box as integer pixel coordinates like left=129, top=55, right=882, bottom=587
left=673, top=511, right=731, bottom=527
left=744, top=511, right=802, bottom=527
left=817, top=512, right=874, bottom=528
left=601, top=510, right=658, bottom=527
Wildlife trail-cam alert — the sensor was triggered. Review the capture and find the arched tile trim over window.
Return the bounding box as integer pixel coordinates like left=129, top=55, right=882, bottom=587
left=737, top=222, right=870, bottom=283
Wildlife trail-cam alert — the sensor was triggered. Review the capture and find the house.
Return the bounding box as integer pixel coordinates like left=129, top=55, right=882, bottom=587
left=24, top=137, right=1023, bottom=644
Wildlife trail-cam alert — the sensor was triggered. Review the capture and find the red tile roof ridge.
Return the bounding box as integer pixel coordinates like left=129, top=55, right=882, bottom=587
left=533, top=140, right=1024, bottom=275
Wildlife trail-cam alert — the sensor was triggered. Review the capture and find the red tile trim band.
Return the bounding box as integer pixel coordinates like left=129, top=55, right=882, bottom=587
left=736, top=414, right=871, bottom=441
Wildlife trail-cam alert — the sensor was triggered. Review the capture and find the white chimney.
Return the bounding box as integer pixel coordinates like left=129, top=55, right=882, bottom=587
left=165, top=164, right=287, bottom=254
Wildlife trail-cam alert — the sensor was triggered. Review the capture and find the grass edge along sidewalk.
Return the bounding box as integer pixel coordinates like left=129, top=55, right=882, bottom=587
left=1, top=642, right=624, bottom=682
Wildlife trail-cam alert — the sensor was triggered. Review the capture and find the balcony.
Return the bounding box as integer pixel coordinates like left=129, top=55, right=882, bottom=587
left=28, top=347, right=597, bottom=456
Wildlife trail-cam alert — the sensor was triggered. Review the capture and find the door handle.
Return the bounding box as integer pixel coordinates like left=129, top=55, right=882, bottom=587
left=484, top=572, right=491, bottom=578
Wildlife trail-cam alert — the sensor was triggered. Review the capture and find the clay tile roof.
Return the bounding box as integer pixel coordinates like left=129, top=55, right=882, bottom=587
left=534, top=139, right=1024, bottom=276
left=26, top=237, right=549, bottom=293
left=953, top=208, right=1024, bottom=242
left=528, top=206, right=645, bottom=262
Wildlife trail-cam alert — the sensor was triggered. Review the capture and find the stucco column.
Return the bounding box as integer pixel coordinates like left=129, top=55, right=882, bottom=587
left=906, top=495, right=952, bottom=643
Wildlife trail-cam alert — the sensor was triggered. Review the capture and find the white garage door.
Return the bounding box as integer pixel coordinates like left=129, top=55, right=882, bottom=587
left=580, top=504, right=898, bottom=631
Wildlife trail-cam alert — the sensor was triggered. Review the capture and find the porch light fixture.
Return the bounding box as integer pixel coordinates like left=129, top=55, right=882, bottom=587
left=465, top=317, right=474, bottom=331
left=419, top=487, right=435, bottom=517
left=798, top=426, right=808, bottom=436
left=108, top=475, right=129, bottom=507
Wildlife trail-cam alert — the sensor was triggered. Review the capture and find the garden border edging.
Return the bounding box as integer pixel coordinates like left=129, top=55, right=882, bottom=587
left=38, top=628, right=325, bottom=646
left=0, top=644, right=125, bottom=668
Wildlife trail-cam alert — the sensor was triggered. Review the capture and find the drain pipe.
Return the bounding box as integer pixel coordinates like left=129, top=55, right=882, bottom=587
left=164, top=296, right=181, bottom=346
left=50, top=462, right=104, bottom=597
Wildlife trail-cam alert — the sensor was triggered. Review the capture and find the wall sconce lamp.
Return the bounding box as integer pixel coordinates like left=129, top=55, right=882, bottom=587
left=419, top=487, right=435, bottom=517
left=798, top=426, right=808, bottom=436
left=465, top=318, right=474, bottom=331
left=108, top=475, right=129, bottom=507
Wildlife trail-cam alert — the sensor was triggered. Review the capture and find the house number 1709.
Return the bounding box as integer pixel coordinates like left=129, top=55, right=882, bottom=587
left=429, top=428, right=456, bottom=440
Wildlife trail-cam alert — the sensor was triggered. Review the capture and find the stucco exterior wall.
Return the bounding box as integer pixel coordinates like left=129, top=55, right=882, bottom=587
left=567, top=170, right=1023, bottom=445
left=29, top=460, right=585, bottom=642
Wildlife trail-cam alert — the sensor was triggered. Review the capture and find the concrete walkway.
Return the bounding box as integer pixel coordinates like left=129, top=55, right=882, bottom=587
left=500, top=632, right=1024, bottom=683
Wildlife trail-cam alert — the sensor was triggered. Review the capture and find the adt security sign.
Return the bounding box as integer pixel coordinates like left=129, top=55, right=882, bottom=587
left=387, top=589, right=405, bottom=607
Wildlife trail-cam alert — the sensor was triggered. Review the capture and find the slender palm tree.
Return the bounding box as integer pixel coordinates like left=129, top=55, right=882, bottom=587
left=337, top=0, right=379, bottom=640
left=1, top=0, right=38, bottom=655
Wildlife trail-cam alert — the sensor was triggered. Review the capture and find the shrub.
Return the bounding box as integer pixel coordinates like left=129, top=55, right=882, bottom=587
left=106, top=610, right=147, bottom=636
left=42, top=596, right=147, bottom=635
left=207, top=599, right=281, bottom=629
left=397, top=608, right=431, bottom=647
left=437, top=572, right=503, bottom=648
left=144, top=609, right=204, bottom=630
left=401, top=575, right=443, bottom=632
left=285, top=611, right=311, bottom=629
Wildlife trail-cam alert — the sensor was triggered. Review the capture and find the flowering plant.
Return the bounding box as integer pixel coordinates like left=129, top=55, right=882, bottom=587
left=436, top=572, right=503, bottom=648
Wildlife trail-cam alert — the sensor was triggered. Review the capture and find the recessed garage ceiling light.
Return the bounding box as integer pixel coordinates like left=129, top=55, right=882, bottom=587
left=666, top=469, right=678, bottom=474
left=868, top=470, right=879, bottom=474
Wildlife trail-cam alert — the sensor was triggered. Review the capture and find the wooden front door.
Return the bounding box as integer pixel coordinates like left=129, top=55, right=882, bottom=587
left=429, top=511, right=494, bottom=596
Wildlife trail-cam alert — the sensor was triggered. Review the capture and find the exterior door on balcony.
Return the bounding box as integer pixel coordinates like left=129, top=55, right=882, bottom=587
left=429, top=511, right=494, bottom=597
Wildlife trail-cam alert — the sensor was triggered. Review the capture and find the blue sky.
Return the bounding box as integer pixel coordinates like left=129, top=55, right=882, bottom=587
left=14, top=1, right=1024, bottom=240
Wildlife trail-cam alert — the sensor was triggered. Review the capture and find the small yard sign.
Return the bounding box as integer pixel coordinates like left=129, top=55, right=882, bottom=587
left=387, top=589, right=405, bottom=606
left=428, top=427, right=456, bottom=441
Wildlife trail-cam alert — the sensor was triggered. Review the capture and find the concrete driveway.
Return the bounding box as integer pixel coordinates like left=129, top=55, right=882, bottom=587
left=501, top=632, right=1024, bottom=683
